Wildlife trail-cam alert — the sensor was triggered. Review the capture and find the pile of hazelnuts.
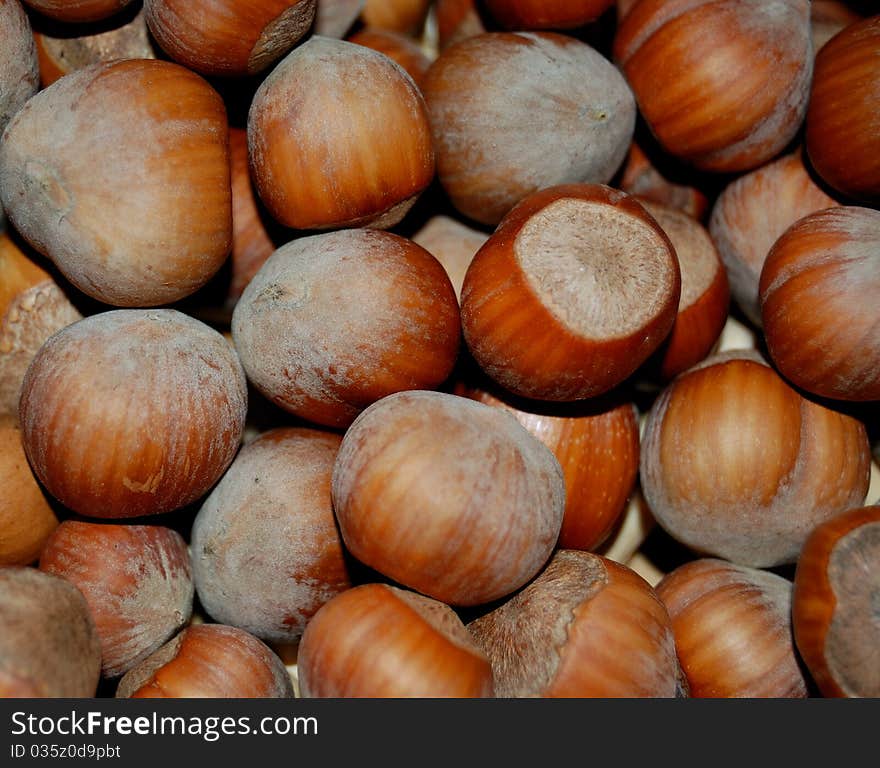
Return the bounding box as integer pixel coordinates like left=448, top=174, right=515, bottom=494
left=0, top=0, right=878, bottom=700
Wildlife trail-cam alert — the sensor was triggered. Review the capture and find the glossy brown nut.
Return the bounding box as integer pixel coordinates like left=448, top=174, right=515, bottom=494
left=0, top=0, right=39, bottom=135
left=483, top=0, right=614, bottom=30
left=115, top=624, right=294, bottom=698
left=759, top=206, right=880, bottom=402
left=248, top=36, right=434, bottom=230
left=457, top=380, right=639, bottom=552
left=708, top=150, right=840, bottom=327
left=0, top=567, right=101, bottom=698
left=22, top=0, right=133, bottom=23
left=0, top=59, right=232, bottom=307
left=657, top=558, right=809, bottom=698
left=231, top=229, right=460, bottom=429
left=0, top=233, right=81, bottom=419
left=144, top=0, right=316, bottom=77
left=0, top=418, right=59, bottom=565
left=422, top=31, right=636, bottom=226
left=614, top=0, right=812, bottom=173
left=638, top=199, right=730, bottom=381
left=468, top=550, right=680, bottom=697
left=40, top=521, right=193, bottom=678
left=460, top=184, right=680, bottom=401
left=298, top=583, right=494, bottom=698
left=640, top=352, right=872, bottom=567
left=793, top=505, right=880, bottom=698
left=191, top=427, right=352, bottom=643
left=19, top=309, right=248, bottom=519
left=806, top=16, right=880, bottom=203
left=33, top=6, right=157, bottom=88
left=331, top=390, right=565, bottom=606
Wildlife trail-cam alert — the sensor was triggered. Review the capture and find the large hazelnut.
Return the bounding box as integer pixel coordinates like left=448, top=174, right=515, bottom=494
left=19, top=309, right=248, bottom=519
left=331, top=390, right=565, bottom=606
left=116, top=624, right=294, bottom=698
left=614, top=0, right=813, bottom=173
left=191, top=427, right=352, bottom=643
left=468, top=550, right=680, bottom=697
left=460, top=184, right=680, bottom=400
left=759, top=206, right=880, bottom=402
left=422, top=31, right=635, bottom=226
left=0, top=59, right=232, bottom=307
left=640, top=352, right=871, bottom=568
left=144, top=0, right=317, bottom=77
left=248, top=36, right=434, bottom=230
left=232, top=229, right=460, bottom=429
left=40, top=521, right=194, bottom=678
left=298, top=584, right=494, bottom=698
left=806, top=16, right=880, bottom=203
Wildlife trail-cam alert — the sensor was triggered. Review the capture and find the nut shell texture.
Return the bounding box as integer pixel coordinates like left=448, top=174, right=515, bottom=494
left=19, top=309, right=248, bottom=519
left=0, top=59, right=232, bottom=307
left=793, top=505, right=880, bottom=698
left=640, top=353, right=871, bottom=567
left=39, top=521, right=194, bottom=678
left=0, top=567, right=101, bottom=697
left=708, top=151, right=840, bottom=327
left=657, top=558, right=808, bottom=698
left=0, top=0, right=39, bottom=136
left=614, top=0, right=812, bottom=173
left=298, top=583, right=494, bottom=697
left=248, top=36, right=434, bottom=230
left=469, top=551, right=679, bottom=697
left=460, top=184, right=680, bottom=400
left=331, top=390, right=566, bottom=606
left=806, top=16, right=880, bottom=203
left=191, top=427, right=352, bottom=642
left=144, top=0, right=317, bottom=77
left=231, top=229, right=461, bottom=429
left=423, top=32, right=636, bottom=226
left=115, top=624, right=294, bottom=698
left=759, top=206, right=880, bottom=402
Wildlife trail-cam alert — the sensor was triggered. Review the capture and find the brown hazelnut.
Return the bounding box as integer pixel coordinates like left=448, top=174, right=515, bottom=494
left=191, top=427, right=352, bottom=643
left=40, top=521, right=193, bottom=678
left=0, top=59, right=232, bottom=307
left=298, top=583, right=494, bottom=697
left=115, top=624, right=294, bottom=698
left=19, top=309, right=248, bottom=519
left=640, top=351, right=871, bottom=568
left=460, top=184, right=680, bottom=400
left=614, top=0, right=813, bottom=173
left=468, top=550, right=680, bottom=697
left=793, top=504, right=880, bottom=698
left=657, top=558, right=809, bottom=698
left=331, top=390, right=565, bottom=606
left=759, top=206, right=880, bottom=402
left=248, top=36, right=434, bottom=230
left=231, top=229, right=460, bottom=429
left=422, top=31, right=636, bottom=226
